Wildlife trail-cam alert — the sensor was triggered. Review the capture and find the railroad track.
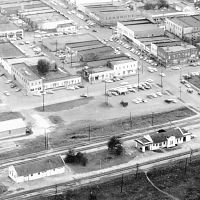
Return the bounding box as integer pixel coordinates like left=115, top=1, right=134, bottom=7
left=2, top=147, right=200, bottom=200
left=0, top=115, right=200, bottom=170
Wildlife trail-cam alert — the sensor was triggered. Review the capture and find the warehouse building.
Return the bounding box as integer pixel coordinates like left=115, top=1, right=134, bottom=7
left=9, top=156, right=65, bottom=183
left=79, top=2, right=142, bottom=25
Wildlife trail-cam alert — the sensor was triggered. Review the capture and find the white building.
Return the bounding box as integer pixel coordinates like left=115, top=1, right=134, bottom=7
left=135, top=128, right=191, bottom=153
left=0, top=118, right=26, bottom=140
left=0, top=23, right=23, bottom=39
left=56, top=23, right=77, bottom=33
left=110, top=59, right=138, bottom=77
left=11, top=61, right=82, bottom=95
left=9, top=156, right=65, bottom=183
left=83, top=59, right=138, bottom=83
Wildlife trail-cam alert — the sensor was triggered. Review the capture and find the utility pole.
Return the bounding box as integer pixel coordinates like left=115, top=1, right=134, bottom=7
left=54, top=185, right=57, bottom=200
left=137, top=66, right=140, bottom=91
left=151, top=112, right=154, bottom=126
left=136, top=163, right=139, bottom=179
left=179, top=86, right=182, bottom=100
left=184, top=158, right=188, bottom=174
left=190, top=148, right=193, bottom=163
left=160, top=68, right=163, bottom=92
left=41, top=77, right=45, bottom=112
left=120, top=174, right=124, bottom=193
left=105, top=81, right=108, bottom=105
left=88, top=125, right=91, bottom=141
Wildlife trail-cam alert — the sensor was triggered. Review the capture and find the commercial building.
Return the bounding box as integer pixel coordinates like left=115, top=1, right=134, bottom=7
left=79, top=2, right=142, bottom=25
left=0, top=0, right=47, bottom=15
left=117, top=19, right=165, bottom=50
left=9, top=156, right=65, bottom=183
left=56, top=22, right=77, bottom=33
left=140, top=6, right=189, bottom=24
left=83, top=59, right=138, bottom=83
left=69, top=0, right=119, bottom=6
left=19, top=9, right=72, bottom=30
left=165, top=15, right=200, bottom=39
left=0, top=23, right=23, bottom=39
left=157, top=43, right=198, bottom=67
left=135, top=128, right=191, bottom=153
left=11, top=60, right=81, bottom=95
left=0, top=118, right=26, bottom=140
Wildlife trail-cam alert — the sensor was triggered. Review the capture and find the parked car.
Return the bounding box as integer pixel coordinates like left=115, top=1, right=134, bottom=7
left=10, top=83, right=16, bottom=88
left=3, top=91, right=10, bottom=96
left=164, top=99, right=177, bottom=103
left=187, top=88, right=193, bottom=93
left=120, top=100, right=128, bottom=107
left=5, top=80, right=12, bottom=84
left=15, top=88, right=21, bottom=92
left=80, top=94, right=88, bottom=98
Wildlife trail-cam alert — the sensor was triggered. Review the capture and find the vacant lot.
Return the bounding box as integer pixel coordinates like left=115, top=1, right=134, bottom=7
left=35, top=97, right=94, bottom=112
left=32, top=157, right=200, bottom=200
left=50, top=107, right=196, bottom=147
left=187, top=75, right=200, bottom=90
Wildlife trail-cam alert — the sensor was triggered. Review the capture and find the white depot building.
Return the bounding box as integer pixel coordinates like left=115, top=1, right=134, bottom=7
left=9, top=156, right=65, bottom=183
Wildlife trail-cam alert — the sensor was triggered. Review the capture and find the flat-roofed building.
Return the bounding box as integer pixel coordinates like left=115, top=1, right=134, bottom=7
left=117, top=19, right=165, bottom=49
left=10, top=57, right=81, bottom=95
left=165, top=15, right=200, bottom=39
left=83, top=59, right=138, bottom=83
left=0, top=23, right=23, bottom=39
left=80, top=2, right=142, bottom=25
left=157, top=43, right=198, bottom=67
left=56, top=22, right=77, bottom=34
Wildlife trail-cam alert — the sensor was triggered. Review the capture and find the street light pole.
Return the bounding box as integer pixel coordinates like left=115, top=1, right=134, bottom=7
left=41, top=77, right=45, bottom=112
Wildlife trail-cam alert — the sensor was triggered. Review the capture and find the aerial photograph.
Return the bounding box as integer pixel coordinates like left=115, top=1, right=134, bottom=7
left=0, top=0, right=200, bottom=199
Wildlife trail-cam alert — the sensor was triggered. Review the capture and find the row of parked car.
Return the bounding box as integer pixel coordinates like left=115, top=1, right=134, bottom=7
left=106, top=79, right=154, bottom=97
left=4, top=79, right=21, bottom=96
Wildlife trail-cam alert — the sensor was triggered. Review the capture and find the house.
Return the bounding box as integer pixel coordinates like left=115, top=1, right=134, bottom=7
left=56, top=23, right=77, bottom=34
left=0, top=118, right=26, bottom=140
left=135, top=127, right=191, bottom=152
left=9, top=156, right=65, bottom=183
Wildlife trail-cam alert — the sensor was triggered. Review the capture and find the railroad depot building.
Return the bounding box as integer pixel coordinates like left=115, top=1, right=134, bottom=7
left=79, top=2, right=142, bottom=25
left=135, top=128, right=191, bottom=153
left=9, top=156, right=65, bottom=183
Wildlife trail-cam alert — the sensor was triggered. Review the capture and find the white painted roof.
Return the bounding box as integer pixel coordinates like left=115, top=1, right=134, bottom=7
left=0, top=118, right=26, bottom=132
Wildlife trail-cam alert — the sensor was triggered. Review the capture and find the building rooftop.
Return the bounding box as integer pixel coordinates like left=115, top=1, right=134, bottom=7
left=88, top=66, right=113, bottom=73
left=13, top=156, right=65, bottom=177
left=150, top=128, right=183, bottom=143
left=111, top=59, right=136, bottom=65
left=125, top=23, right=161, bottom=32
left=162, top=44, right=196, bottom=52
left=12, top=62, right=40, bottom=81
left=0, top=42, right=24, bottom=59
left=85, top=3, right=133, bottom=15
left=0, top=118, right=25, bottom=133
left=142, top=7, right=180, bottom=16
left=121, top=18, right=153, bottom=26
left=0, top=22, right=21, bottom=32
left=169, top=15, right=200, bottom=28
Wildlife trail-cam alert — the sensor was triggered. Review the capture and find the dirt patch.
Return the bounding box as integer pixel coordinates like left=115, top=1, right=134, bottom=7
left=187, top=75, right=200, bottom=89
left=0, top=111, right=24, bottom=121
left=35, top=97, right=94, bottom=112
left=48, top=116, right=64, bottom=124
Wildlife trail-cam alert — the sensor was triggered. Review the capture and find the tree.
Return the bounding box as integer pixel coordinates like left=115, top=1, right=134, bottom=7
left=158, top=0, right=169, bottom=9
left=108, top=136, right=123, bottom=155
left=37, top=59, right=50, bottom=75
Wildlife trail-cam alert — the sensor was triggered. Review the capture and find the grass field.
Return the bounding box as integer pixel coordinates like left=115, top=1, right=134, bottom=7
left=0, top=112, right=24, bottom=122
left=187, top=75, right=200, bottom=90
left=32, top=157, right=200, bottom=200
left=50, top=107, right=196, bottom=147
